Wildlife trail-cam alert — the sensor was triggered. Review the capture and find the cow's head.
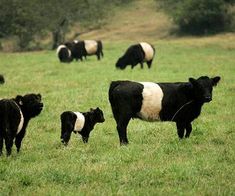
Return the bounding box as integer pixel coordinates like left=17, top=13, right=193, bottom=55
left=79, top=107, right=105, bottom=143
left=189, top=76, right=220, bottom=103
left=15, top=93, right=43, bottom=118
left=116, top=57, right=126, bottom=70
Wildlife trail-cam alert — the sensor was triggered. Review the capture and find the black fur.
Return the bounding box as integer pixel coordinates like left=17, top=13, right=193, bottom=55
left=57, top=45, right=73, bottom=63
left=60, top=107, right=105, bottom=145
left=109, top=76, right=220, bottom=145
left=0, top=74, right=5, bottom=84
left=0, top=93, right=43, bottom=156
left=116, top=43, right=155, bottom=69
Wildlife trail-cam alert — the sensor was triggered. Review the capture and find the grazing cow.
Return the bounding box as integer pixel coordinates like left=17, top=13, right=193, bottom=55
left=71, top=40, right=104, bottom=61
left=0, top=93, right=43, bottom=156
left=56, top=45, right=73, bottom=63
left=60, top=107, right=105, bottom=145
left=0, top=74, right=4, bottom=84
left=109, top=76, right=221, bottom=145
left=116, top=42, right=155, bottom=69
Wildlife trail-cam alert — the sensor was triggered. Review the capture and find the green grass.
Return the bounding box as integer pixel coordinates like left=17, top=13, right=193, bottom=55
left=0, top=38, right=234, bottom=195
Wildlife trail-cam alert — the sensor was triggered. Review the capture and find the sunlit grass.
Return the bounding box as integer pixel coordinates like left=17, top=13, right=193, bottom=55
left=0, top=36, right=234, bottom=195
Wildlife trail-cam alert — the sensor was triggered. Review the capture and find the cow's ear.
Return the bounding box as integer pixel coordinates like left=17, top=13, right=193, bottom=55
left=189, top=77, right=198, bottom=86
left=211, top=76, right=221, bottom=86
left=37, top=94, right=41, bottom=99
left=15, top=95, right=23, bottom=105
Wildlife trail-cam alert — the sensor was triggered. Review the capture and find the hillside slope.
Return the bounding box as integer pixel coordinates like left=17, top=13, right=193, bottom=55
left=79, top=0, right=173, bottom=42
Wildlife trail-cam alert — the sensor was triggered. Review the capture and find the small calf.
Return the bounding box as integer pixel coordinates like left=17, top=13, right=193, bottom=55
left=0, top=93, right=43, bottom=156
left=60, top=107, right=105, bottom=145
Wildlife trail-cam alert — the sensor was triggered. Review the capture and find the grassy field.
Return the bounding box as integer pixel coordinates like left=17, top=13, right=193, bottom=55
left=0, top=35, right=234, bottom=195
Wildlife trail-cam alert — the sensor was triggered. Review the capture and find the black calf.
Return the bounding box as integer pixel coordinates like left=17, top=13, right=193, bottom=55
left=60, top=107, right=105, bottom=145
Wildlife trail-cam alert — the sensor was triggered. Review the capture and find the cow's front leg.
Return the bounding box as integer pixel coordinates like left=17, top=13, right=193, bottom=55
left=185, top=123, right=192, bottom=138
left=176, top=122, right=185, bottom=139
left=15, top=128, right=26, bottom=153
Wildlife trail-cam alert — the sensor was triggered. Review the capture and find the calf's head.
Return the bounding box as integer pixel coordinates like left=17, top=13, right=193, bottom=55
left=15, top=93, right=43, bottom=118
left=189, top=76, right=220, bottom=103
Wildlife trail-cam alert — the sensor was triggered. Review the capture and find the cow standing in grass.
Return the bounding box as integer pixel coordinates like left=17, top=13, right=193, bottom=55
left=0, top=93, right=43, bottom=156
left=71, top=40, right=104, bottom=61
left=116, top=42, right=155, bottom=69
left=60, top=107, right=105, bottom=145
left=109, top=76, right=220, bottom=145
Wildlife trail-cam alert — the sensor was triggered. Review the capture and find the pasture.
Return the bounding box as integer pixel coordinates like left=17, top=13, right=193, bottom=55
left=0, top=36, right=234, bottom=195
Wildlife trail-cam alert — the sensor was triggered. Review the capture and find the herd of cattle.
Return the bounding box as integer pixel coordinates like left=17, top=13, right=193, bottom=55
left=57, top=40, right=155, bottom=69
left=0, top=39, right=221, bottom=156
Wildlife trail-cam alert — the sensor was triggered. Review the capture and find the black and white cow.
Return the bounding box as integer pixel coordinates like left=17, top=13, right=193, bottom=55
left=60, top=107, right=105, bottom=145
left=72, top=40, right=104, bottom=61
left=0, top=74, right=5, bottom=84
left=109, top=76, right=221, bottom=145
left=0, top=93, right=43, bottom=156
left=116, top=42, right=155, bottom=69
left=56, top=45, right=73, bottom=63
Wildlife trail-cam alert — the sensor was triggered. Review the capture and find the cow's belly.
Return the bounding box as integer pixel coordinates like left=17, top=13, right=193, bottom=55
left=137, top=82, right=163, bottom=121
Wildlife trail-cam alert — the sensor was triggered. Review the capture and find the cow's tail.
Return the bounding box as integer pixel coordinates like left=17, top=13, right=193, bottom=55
left=108, top=81, right=121, bottom=103
left=97, top=40, right=103, bottom=57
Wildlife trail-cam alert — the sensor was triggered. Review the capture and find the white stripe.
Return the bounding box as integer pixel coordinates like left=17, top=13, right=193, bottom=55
left=73, top=112, right=85, bottom=132
left=137, top=82, right=163, bottom=121
left=140, top=42, right=154, bottom=61
left=84, top=40, right=98, bottom=55
left=56, top=45, right=66, bottom=55
left=13, top=101, right=24, bottom=134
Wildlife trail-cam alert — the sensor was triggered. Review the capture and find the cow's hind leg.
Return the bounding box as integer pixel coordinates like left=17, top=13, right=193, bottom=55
left=185, top=123, right=192, bottom=138
left=117, top=115, right=131, bottom=145
left=0, top=135, right=3, bottom=156
left=96, top=52, right=101, bottom=60
left=5, top=133, right=14, bottom=156
left=176, top=122, right=185, bottom=139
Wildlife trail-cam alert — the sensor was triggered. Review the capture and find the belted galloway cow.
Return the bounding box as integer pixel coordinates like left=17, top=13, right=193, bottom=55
left=109, top=76, right=220, bottom=145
